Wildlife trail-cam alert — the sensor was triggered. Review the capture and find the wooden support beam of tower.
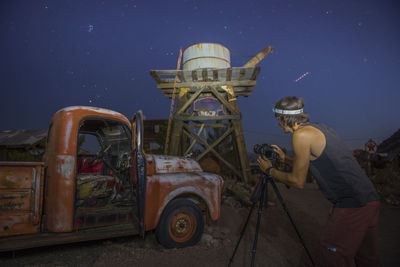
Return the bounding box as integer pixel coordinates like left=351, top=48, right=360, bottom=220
left=176, top=88, right=205, bottom=115
left=188, top=123, right=230, bottom=128
left=226, top=86, right=251, bottom=182
left=174, top=114, right=241, bottom=121
left=160, top=87, right=254, bottom=98
left=182, top=126, right=243, bottom=178
left=150, top=65, right=263, bottom=182
left=195, top=127, right=234, bottom=161
left=208, top=86, right=238, bottom=115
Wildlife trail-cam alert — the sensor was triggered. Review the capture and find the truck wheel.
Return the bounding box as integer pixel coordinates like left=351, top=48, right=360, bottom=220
left=156, top=198, right=204, bottom=248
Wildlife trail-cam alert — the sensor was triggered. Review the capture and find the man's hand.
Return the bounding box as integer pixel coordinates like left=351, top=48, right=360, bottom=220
left=257, top=156, right=272, bottom=173
left=271, top=144, right=286, bottom=160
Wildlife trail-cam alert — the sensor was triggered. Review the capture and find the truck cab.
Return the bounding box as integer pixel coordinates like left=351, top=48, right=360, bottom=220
left=0, top=106, right=224, bottom=251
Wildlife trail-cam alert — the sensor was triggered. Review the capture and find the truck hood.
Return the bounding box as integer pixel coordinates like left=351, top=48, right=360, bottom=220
left=146, top=154, right=203, bottom=175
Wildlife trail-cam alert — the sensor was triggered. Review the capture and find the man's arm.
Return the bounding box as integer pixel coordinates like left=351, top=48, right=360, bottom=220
left=270, top=130, right=311, bottom=189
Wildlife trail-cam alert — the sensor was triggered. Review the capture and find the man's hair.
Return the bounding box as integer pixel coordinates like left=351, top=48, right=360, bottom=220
left=274, top=96, right=310, bottom=127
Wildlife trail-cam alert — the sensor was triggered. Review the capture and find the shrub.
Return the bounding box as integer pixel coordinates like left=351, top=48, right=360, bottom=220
left=372, top=161, right=400, bottom=198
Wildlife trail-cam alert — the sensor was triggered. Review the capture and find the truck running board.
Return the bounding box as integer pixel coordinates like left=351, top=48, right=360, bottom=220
left=0, top=223, right=139, bottom=252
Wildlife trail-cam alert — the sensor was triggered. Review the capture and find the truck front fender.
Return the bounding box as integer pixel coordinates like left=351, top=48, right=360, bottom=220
left=144, top=172, right=223, bottom=231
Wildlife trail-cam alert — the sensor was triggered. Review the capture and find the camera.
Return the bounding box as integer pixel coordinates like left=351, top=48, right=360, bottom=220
left=253, top=144, right=279, bottom=167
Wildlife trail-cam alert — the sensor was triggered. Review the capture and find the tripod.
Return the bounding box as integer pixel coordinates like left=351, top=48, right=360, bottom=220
left=228, top=174, right=315, bottom=267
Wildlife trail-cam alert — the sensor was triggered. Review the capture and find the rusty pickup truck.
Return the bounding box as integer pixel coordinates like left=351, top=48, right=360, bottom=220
left=0, top=106, right=224, bottom=251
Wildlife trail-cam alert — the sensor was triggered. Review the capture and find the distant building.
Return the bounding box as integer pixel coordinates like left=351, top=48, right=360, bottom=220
left=143, top=119, right=168, bottom=154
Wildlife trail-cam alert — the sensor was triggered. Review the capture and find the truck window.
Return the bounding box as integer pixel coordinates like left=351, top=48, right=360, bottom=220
left=76, top=118, right=132, bottom=175
left=78, top=133, right=102, bottom=154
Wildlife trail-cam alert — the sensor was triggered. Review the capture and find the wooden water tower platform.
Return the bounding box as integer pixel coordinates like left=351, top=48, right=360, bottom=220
left=152, top=66, right=260, bottom=97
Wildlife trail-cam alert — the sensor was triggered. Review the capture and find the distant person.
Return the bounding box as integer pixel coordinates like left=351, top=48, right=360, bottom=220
left=257, top=96, right=380, bottom=267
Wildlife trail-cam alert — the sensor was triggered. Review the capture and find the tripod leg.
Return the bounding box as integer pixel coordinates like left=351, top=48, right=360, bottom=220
left=268, top=176, right=315, bottom=266
left=250, top=175, right=268, bottom=267
left=228, top=202, right=256, bottom=267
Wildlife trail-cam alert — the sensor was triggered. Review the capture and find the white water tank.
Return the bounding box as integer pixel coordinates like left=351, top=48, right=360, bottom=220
left=183, top=43, right=230, bottom=71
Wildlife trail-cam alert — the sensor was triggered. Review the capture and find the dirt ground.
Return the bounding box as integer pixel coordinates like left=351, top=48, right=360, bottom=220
left=1, top=183, right=399, bottom=267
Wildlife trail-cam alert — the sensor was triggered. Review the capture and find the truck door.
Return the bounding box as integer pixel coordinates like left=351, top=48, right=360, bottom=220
left=74, top=118, right=134, bottom=229
left=131, top=110, right=147, bottom=237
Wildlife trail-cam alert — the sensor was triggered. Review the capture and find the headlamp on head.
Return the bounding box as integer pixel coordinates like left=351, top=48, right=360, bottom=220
left=272, top=108, right=304, bottom=115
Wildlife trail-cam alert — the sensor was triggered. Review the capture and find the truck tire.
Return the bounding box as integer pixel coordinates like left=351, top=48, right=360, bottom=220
left=156, top=198, right=204, bottom=248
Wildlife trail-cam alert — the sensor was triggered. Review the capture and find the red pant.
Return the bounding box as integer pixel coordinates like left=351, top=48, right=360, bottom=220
left=316, top=201, right=381, bottom=267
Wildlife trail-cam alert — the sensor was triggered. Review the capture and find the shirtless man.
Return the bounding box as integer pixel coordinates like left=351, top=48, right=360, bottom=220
left=257, top=96, right=380, bottom=267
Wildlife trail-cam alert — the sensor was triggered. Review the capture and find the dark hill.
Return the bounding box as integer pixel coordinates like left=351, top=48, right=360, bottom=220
left=378, top=129, right=400, bottom=154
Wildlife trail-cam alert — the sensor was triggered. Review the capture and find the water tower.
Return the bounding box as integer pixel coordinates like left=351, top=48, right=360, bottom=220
left=150, top=43, right=273, bottom=182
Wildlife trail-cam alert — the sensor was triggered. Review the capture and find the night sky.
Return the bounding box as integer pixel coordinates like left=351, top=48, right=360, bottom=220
left=1, top=0, right=399, bottom=151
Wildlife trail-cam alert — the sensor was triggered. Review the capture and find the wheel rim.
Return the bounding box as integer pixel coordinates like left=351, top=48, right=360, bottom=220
left=168, top=211, right=197, bottom=243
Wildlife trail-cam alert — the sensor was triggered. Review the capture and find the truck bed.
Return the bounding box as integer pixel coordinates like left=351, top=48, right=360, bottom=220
left=0, top=162, right=44, bottom=237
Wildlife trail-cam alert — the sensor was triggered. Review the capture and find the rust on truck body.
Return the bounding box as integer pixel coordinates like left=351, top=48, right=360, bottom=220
left=146, top=154, right=202, bottom=174
left=0, top=162, right=44, bottom=236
